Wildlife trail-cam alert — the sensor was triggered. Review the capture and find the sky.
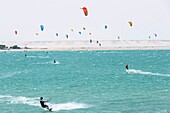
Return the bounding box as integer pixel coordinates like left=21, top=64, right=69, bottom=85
left=0, top=0, right=170, bottom=41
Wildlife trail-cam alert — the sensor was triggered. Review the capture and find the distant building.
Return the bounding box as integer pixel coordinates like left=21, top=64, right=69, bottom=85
left=10, top=45, right=21, bottom=49
left=0, top=44, right=6, bottom=49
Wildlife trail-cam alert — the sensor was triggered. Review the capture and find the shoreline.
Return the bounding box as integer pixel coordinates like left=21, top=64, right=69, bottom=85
left=26, top=46, right=170, bottom=51
left=1, top=46, right=170, bottom=51
left=0, top=40, right=170, bottom=51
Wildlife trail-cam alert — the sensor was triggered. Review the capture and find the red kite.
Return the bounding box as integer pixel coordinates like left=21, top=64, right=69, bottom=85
left=81, top=7, right=88, bottom=16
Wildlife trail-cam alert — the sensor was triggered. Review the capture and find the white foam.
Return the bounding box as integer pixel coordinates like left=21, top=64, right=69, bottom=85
left=27, top=56, right=50, bottom=59
left=126, top=69, right=170, bottom=77
left=0, top=95, right=12, bottom=98
left=32, top=60, right=60, bottom=65
left=32, top=62, right=50, bottom=65
left=0, top=95, right=39, bottom=106
left=49, top=102, right=90, bottom=111
left=27, top=56, right=37, bottom=58
left=10, top=96, right=40, bottom=107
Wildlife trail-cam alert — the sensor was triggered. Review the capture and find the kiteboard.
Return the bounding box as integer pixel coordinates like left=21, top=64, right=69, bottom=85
left=49, top=108, right=52, bottom=112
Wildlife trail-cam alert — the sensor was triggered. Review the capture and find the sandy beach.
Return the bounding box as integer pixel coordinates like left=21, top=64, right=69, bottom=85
left=0, top=40, right=170, bottom=51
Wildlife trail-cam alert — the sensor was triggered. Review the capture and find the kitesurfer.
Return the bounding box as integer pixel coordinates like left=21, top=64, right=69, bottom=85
left=54, top=60, right=56, bottom=63
left=126, top=64, right=129, bottom=70
left=40, top=97, right=52, bottom=111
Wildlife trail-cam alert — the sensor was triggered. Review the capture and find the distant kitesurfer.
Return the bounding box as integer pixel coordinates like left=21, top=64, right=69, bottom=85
left=40, top=97, right=52, bottom=111
left=126, top=64, right=129, bottom=70
left=54, top=60, right=56, bottom=63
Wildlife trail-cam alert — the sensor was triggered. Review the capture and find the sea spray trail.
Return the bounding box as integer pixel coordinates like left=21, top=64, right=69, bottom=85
left=126, top=69, right=170, bottom=77
left=49, top=102, right=90, bottom=111
left=27, top=56, right=50, bottom=59
left=32, top=60, right=60, bottom=65
left=0, top=95, right=40, bottom=107
left=0, top=95, right=90, bottom=112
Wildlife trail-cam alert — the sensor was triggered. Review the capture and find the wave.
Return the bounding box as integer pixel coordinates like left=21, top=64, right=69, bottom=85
left=0, top=70, right=29, bottom=79
left=126, top=69, right=170, bottom=77
left=97, top=51, right=122, bottom=54
left=0, top=71, right=22, bottom=79
left=0, top=95, right=90, bottom=112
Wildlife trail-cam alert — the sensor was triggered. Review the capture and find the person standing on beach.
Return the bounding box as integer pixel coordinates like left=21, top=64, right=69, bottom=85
left=40, top=97, right=52, bottom=111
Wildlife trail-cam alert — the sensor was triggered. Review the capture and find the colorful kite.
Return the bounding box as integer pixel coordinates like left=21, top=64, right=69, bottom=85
left=128, top=21, right=132, bottom=27
left=81, top=7, right=88, bottom=16
left=40, top=25, right=44, bottom=31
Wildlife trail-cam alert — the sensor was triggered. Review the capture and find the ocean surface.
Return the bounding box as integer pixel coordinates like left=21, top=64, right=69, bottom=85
left=0, top=50, right=170, bottom=113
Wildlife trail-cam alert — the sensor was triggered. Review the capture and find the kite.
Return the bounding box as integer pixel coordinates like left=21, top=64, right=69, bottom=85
left=56, top=33, right=58, bottom=36
left=40, top=25, right=44, bottom=31
left=105, top=25, right=107, bottom=29
left=81, top=7, right=88, bottom=16
left=128, top=21, right=132, bottom=27
left=90, top=39, right=92, bottom=43
left=66, top=34, right=68, bottom=38
left=15, top=30, right=17, bottom=35
left=79, top=32, right=81, bottom=35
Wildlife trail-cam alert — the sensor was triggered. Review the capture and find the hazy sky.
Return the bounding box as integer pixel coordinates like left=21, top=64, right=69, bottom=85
left=0, top=0, right=170, bottom=41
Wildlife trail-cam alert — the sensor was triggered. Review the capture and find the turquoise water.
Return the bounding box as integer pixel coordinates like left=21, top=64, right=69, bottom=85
left=0, top=50, right=170, bottom=113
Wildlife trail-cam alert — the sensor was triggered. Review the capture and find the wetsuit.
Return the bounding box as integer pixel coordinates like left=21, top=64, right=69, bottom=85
left=40, top=100, right=48, bottom=108
left=126, top=65, right=129, bottom=70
